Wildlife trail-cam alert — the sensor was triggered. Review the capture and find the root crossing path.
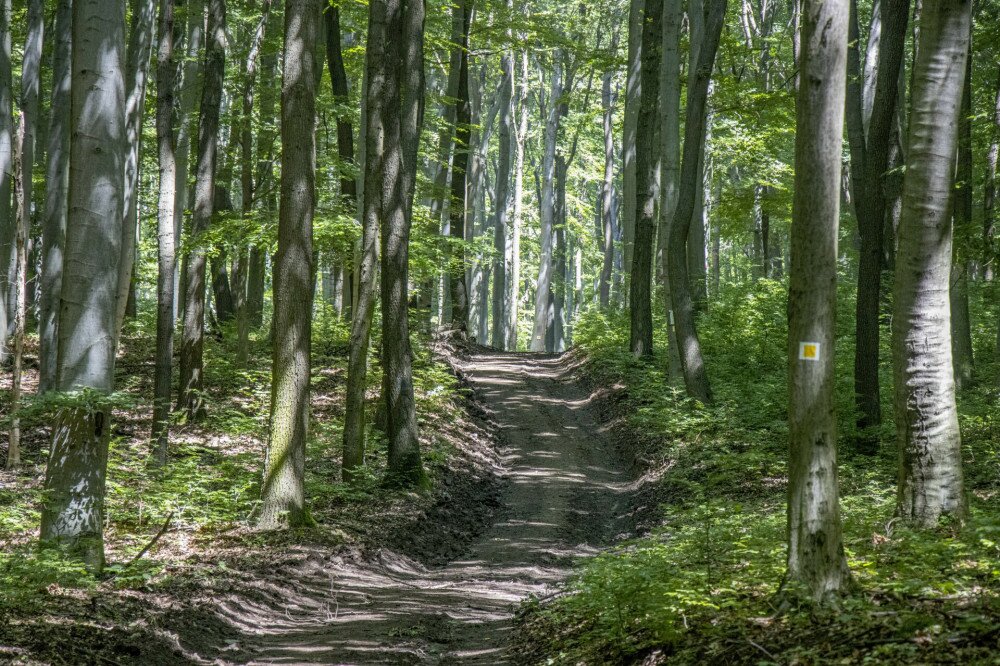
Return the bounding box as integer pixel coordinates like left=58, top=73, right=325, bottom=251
left=236, top=352, right=630, bottom=665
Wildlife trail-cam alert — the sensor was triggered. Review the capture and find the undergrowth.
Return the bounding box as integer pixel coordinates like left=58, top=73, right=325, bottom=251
left=521, top=279, right=1000, bottom=665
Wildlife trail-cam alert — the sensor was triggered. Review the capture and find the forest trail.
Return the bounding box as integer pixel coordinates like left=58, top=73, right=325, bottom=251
left=234, top=352, right=630, bottom=665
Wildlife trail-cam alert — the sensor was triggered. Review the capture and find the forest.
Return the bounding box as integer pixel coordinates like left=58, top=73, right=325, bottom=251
left=0, top=0, right=999, bottom=662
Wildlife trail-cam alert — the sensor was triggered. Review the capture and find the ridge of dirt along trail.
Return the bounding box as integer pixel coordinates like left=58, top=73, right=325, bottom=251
left=215, top=351, right=633, bottom=665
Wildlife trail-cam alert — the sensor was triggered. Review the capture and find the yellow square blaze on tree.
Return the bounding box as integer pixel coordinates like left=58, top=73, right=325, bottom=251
left=798, top=342, right=821, bottom=361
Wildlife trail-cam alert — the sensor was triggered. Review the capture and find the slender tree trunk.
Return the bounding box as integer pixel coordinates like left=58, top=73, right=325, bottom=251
left=629, top=0, right=662, bottom=358
left=785, top=0, right=851, bottom=602
left=598, top=61, right=616, bottom=309
left=40, top=0, right=126, bottom=573
left=621, top=0, right=643, bottom=284
left=39, top=0, right=71, bottom=392
left=7, top=120, right=24, bottom=469
left=259, top=0, right=318, bottom=529
left=950, top=52, right=973, bottom=390
left=984, top=66, right=1000, bottom=283
left=491, top=50, right=513, bottom=349
left=115, top=0, right=157, bottom=348
left=659, top=0, right=681, bottom=377
left=847, top=0, right=908, bottom=444
left=180, top=0, right=225, bottom=420
left=668, top=0, right=724, bottom=402
left=0, top=0, right=10, bottom=366
left=448, top=0, right=471, bottom=333
left=152, top=0, right=177, bottom=464
left=686, top=0, right=709, bottom=312
left=507, top=50, right=527, bottom=351
left=381, top=0, right=427, bottom=486
left=530, top=60, right=561, bottom=351
left=15, top=0, right=42, bottom=335
left=892, top=0, right=970, bottom=528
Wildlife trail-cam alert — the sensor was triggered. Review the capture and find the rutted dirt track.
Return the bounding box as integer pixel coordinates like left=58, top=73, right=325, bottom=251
left=222, top=352, right=631, bottom=665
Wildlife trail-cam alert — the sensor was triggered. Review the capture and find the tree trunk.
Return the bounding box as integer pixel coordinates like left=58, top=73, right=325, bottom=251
left=530, top=60, right=561, bottom=351
left=892, top=0, right=970, bottom=528
left=152, top=0, right=177, bottom=464
left=598, top=59, right=616, bottom=309
left=40, top=0, right=127, bottom=573
left=658, top=0, right=681, bottom=377
left=629, top=0, right=662, bottom=358
left=785, top=0, right=851, bottom=602
left=984, top=66, right=1000, bottom=283
left=490, top=48, right=513, bottom=349
left=950, top=52, right=973, bottom=390
left=115, top=0, right=157, bottom=348
left=259, top=0, right=318, bottom=529
left=382, top=0, right=427, bottom=487
left=7, top=119, right=25, bottom=469
left=621, top=0, right=643, bottom=285
left=0, top=0, right=10, bottom=366
left=447, top=0, right=471, bottom=333
left=668, top=0, right=724, bottom=403
left=507, top=50, right=527, bottom=351
left=179, top=0, right=225, bottom=421
left=39, top=0, right=71, bottom=392
left=847, top=0, right=908, bottom=444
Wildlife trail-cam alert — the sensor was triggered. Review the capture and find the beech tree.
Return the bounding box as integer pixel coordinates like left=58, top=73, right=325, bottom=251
left=40, top=0, right=127, bottom=572
left=785, top=0, right=851, bottom=601
left=892, top=0, right=971, bottom=528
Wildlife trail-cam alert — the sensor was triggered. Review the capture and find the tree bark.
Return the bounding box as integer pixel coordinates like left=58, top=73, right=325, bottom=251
left=667, top=0, right=724, bottom=403
left=490, top=47, right=514, bottom=349
left=530, top=59, right=561, bottom=351
left=447, top=0, right=471, bottom=333
left=785, top=0, right=852, bottom=602
left=629, top=0, right=662, bottom=358
left=658, top=0, right=681, bottom=378
left=0, top=0, right=10, bottom=365
left=892, top=0, right=970, bottom=528
left=40, top=0, right=127, bottom=573
left=984, top=66, right=1000, bottom=283
left=507, top=50, right=527, bottom=351
left=38, top=0, right=72, bottom=392
left=179, top=0, right=225, bottom=420
left=950, top=51, right=973, bottom=390
left=152, top=0, right=177, bottom=464
left=259, top=0, right=318, bottom=529
left=621, top=0, right=643, bottom=284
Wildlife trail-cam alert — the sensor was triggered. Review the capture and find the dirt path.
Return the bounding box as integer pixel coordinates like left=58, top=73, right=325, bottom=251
left=229, top=352, right=629, bottom=665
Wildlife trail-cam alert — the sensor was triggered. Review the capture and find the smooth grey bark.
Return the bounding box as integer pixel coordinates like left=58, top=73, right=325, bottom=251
left=115, top=0, right=157, bottom=349
left=180, top=0, right=225, bottom=420
left=16, top=0, right=43, bottom=309
left=658, top=0, right=681, bottom=379
left=490, top=49, right=514, bottom=349
left=685, top=0, right=709, bottom=312
left=259, top=0, right=318, bottom=529
left=0, top=0, right=10, bottom=364
left=846, top=0, right=908, bottom=442
left=40, top=0, right=126, bottom=573
left=152, top=0, right=177, bottom=464
left=892, top=0, right=970, bottom=528
left=39, top=0, right=72, bottom=392
left=629, top=0, right=662, bottom=358
left=506, top=50, right=527, bottom=351
left=785, top=0, right=851, bottom=602
left=7, top=119, right=25, bottom=469
left=598, top=58, right=616, bottom=309
left=621, top=0, right=642, bottom=282
left=529, top=60, right=561, bottom=351
left=667, top=0, right=724, bottom=403
left=382, top=0, right=427, bottom=486
left=447, top=0, right=471, bottom=333
left=950, top=53, right=973, bottom=390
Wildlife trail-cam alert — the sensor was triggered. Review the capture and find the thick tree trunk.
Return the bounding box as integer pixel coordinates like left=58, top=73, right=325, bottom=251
left=629, top=0, right=662, bottom=358
left=892, top=0, right=970, bottom=528
left=38, top=0, right=71, bottom=392
left=950, top=53, right=974, bottom=390
left=382, top=0, right=426, bottom=486
left=152, top=0, right=177, bottom=464
left=447, top=0, right=471, bottom=333
left=530, top=60, right=561, bottom=352
left=7, top=120, right=25, bottom=469
left=785, top=0, right=851, bottom=602
left=847, top=0, right=908, bottom=444
left=0, top=0, right=10, bottom=365
left=179, top=0, right=225, bottom=421
left=507, top=50, right=527, bottom=351
left=259, top=0, right=318, bottom=529
left=686, top=0, right=709, bottom=312
left=40, top=0, right=127, bottom=573
left=658, top=0, right=681, bottom=377
left=667, top=0, right=724, bottom=403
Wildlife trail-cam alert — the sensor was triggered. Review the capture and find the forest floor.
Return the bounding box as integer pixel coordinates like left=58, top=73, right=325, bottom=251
left=0, top=340, right=649, bottom=665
